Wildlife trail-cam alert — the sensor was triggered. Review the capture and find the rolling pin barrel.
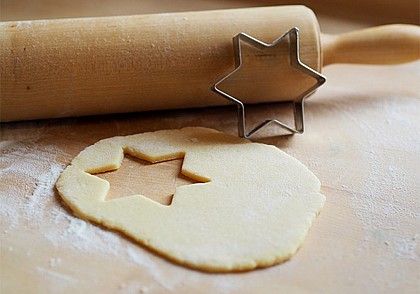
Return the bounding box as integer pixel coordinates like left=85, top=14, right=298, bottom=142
left=2, top=6, right=419, bottom=122
left=0, top=6, right=321, bottom=122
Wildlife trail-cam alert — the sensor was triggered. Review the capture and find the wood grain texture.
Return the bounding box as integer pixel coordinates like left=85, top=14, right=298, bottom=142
left=1, top=1, right=419, bottom=294
left=2, top=6, right=418, bottom=122
left=0, top=6, right=321, bottom=122
left=1, top=61, right=419, bottom=293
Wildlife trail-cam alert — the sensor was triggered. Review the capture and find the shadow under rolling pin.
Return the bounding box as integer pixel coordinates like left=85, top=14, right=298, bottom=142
left=1, top=5, right=419, bottom=122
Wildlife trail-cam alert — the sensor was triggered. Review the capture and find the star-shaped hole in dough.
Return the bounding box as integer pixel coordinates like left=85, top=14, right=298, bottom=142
left=212, top=28, right=326, bottom=138
left=96, top=154, right=201, bottom=205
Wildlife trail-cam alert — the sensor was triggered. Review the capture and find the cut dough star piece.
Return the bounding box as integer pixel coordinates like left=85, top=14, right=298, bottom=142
left=56, top=127, right=325, bottom=272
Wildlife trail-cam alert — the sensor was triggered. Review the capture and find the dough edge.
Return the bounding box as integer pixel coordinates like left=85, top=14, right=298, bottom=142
left=56, top=127, right=325, bottom=272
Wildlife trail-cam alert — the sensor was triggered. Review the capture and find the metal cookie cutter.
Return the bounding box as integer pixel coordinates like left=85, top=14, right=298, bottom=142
left=211, top=27, right=326, bottom=138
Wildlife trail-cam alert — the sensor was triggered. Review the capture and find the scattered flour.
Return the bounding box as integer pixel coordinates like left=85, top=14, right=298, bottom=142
left=1, top=91, right=418, bottom=292
left=24, top=163, right=64, bottom=221
left=36, top=266, right=78, bottom=284
left=343, top=97, right=420, bottom=261
left=0, top=142, right=135, bottom=258
left=49, top=257, right=62, bottom=268
left=0, top=140, right=198, bottom=292
left=0, top=142, right=122, bottom=291
left=394, top=236, right=418, bottom=259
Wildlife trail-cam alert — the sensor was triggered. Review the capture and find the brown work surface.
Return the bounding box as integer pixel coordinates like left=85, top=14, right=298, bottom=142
left=1, top=1, right=419, bottom=293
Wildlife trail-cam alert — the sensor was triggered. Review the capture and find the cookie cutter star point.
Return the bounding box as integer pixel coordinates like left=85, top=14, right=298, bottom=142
left=212, top=27, right=326, bottom=138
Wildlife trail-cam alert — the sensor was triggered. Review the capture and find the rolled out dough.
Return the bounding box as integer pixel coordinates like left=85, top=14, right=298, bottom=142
left=56, top=127, right=325, bottom=272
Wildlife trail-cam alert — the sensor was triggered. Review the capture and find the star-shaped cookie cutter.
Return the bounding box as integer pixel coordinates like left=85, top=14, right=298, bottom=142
left=211, top=27, right=326, bottom=138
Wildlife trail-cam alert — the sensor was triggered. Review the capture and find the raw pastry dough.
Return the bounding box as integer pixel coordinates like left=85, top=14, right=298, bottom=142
left=56, top=127, right=325, bottom=272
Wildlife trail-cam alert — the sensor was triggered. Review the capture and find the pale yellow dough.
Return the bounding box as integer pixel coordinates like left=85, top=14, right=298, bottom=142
left=56, top=127, right=325, bottom=272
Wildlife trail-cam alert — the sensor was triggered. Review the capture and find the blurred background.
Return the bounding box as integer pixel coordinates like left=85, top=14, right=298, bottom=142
left=1, top=2, right=419, bottom=294
left=1, top=0, right=419, bottom=34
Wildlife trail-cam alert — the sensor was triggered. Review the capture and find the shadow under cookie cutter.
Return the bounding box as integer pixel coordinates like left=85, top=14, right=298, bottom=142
left=211, top=27, right=326, bottom=138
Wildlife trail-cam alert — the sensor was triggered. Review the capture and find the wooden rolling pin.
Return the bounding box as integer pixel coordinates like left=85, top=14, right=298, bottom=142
left=1, top=5, right=419, bottom=122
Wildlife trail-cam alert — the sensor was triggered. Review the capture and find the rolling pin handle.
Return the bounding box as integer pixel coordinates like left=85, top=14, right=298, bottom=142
left=322, top=24, right=420, bottom=66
